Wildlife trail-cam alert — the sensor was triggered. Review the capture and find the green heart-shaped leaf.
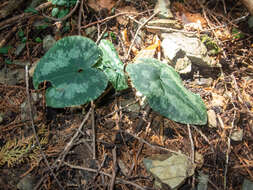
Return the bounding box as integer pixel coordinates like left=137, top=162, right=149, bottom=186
left=126, top=58, right=207, bottom=125
left=33, top=36, right=108, bottom=108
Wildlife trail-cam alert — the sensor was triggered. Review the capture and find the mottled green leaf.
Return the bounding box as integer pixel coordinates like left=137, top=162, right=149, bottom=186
left=50, top=0, right=67, bottom=6
left=126, top=58, right=207, bottom=125
left=98, top=40, right=128, bottom=91
left=58, top=9, right=69, bottom=18
left=33, top=36, right=108, bottom=108
left=0, top=46, right=12, bottom=54
left=51, top=8, right=59, bottom=17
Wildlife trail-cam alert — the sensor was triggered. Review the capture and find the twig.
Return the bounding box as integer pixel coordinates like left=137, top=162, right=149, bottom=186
left=64, top=162, right=147, bottom=190
left=127, top=15, right=197, bottom=35
left=128, top=106, right=151, bottom=175
left=81, top=11, right=147, bottom=29
left=25, top=65, right=64, bottom=189
left=93, top=153, right=108, bottom=180
left=231, top=74, right=250, bottom=112
left=187, top=124, right=195, bottom=163
left=34, top=110, right=91, bottom=189
left=78, top=0, right=84, bottom=35
left=0, top=2, right=52, bottom=30
left=86, top=152, right=108, bottom=187
left=187, top=124, right=195, bottom=188
left=135, top=105, right=151, bottom=133
left=91, top=101, right=96, bottom=159
left=0, top=0, right=26, bottom=20
left=42, top=0, right=80, bottom=22
left=110, top=147, right=117, bottom=190
left=126, top=12, right=158, bottom=59
left=102, top=100, right=139, bottom=119
left=116, top=129, right=182, bottom=155
left=191, top=125, right=214, bottom=152
left=96, top=26, right=107, bottom=44
left=56, top=108, right=92, bottom=170
left=129, top=142, right=144, bottom=176
left=0, top=25, right=18, bottom=48
left=224, top=104, right=237, bottom=190
left=221, top=0, right=227, bottom=15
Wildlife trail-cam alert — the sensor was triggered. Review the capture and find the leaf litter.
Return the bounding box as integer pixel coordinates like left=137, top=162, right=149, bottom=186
left=0, top=0, right=253, bottom=189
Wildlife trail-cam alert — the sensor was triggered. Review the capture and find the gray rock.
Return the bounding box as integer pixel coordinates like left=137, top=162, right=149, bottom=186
left=148, top=19, right=182, bottom=29
left=175, top=56, right=192, bottom=74
left=248, top=16, right=253, bottom=28
left=197, top=172, right=209, bottom=190
left=243, top=178, right=253, bottom=190
left=43, top=35, right=56, bottom=52
left=15, top=43, right=26, bottom=56
left=0, top=68, right=25, bottom=85
left=17, top=175, right=36, bottom=190
left=231, top=129, right=243, bottom=141
left=143, top=153, right=195, bottom=189
left=121, top=98, right=140, bottom=118
left=85, top=26, right=97, bottom=39
left=154, top=0, right=173, bottom=19
left=195, top=77, right=213, bottom=87
left=161, top=32, right=217, bottom=67
left=161, top=38, right=182, bottom=60
left=207, top=109, right=217, bottom=128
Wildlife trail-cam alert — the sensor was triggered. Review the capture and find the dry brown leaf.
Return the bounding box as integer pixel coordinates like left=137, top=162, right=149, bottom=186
left=116, top=6, right=138, bottom=26
left=134, top=35, right=161, bottom=61
left=87, top=0, right=116, bottom=12
left=172, top=2, right=207, bottom=30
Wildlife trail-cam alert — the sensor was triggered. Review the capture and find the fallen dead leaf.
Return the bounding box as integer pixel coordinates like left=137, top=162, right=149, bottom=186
left=87, top=0, right=116, bottom=12
left=116, top=6, right=138, bottom=26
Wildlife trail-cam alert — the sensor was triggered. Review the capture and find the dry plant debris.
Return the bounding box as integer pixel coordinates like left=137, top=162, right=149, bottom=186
left=0, top=0, right=252, bottom=189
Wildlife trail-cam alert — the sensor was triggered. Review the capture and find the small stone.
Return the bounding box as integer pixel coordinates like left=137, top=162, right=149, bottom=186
left=197, top=172, right=209, bottom=190
left=85, top=26, right=97, bottom=39
left=175, top=56, right=192, bottom=74
left=161, top=32, right=218, bottom=67
left=154, top=0, right=173, bottom=19
left=248, top=16, right=253, bottom=28
left=0, top=69, right=25, bottom=85
left=143, top=153, right=195, bottom=189
left=207, top=109, right=217, bottom=128
left=43, top=35, right=56, bottom=52
left=17, top=175, right=36, bottom=190
left=231, top=129, right=243, bottom=141
left=121, top=98, right=140, bottom=113
left=15, top=43, right=26, bottom=56
left=211, top=93, right=226, bottom=107
left=161, top=38, right=181, bottom=60
left=195, top=77, right=213, bottom=87
left=242, top=178, right=253, bottom=190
